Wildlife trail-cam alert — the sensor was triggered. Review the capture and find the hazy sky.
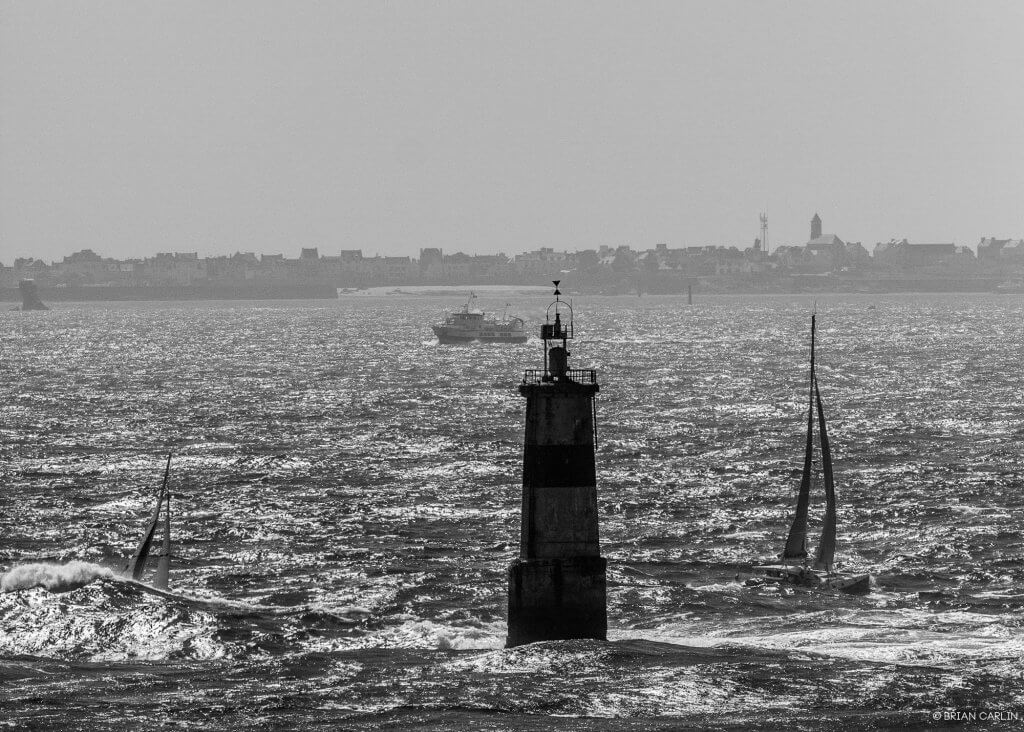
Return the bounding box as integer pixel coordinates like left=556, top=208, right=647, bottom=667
left=2, top=1, right=1022, bottom=263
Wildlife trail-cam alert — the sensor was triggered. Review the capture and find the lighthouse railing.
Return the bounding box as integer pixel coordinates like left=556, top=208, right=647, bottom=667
left=521, top=368, right=597, bottom=385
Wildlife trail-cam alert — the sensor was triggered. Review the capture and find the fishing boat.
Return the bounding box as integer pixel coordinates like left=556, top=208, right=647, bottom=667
left=431, top=292, right=528, bottom=344
left=124, top=454, right=173, bottom=590
left=753, top=315, right=870, bottom=595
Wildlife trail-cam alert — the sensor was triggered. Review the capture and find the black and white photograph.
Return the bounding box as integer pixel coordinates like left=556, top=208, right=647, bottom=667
left=1, top=2, right=1022, bottom=729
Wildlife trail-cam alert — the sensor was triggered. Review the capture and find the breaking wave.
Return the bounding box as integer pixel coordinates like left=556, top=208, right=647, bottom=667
left=1, top=561, right=114, bottom=593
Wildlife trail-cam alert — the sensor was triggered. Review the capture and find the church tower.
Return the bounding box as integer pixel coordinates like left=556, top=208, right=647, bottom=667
left=811, top=213, right=822, bottom=241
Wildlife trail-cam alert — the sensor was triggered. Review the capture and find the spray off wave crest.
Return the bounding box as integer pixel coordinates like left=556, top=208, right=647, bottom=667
left=1, top=561, right=115, bottom=593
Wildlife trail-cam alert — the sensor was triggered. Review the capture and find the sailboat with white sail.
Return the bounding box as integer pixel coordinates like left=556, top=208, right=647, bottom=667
left=124, top=453, right=173, bottom=590
left=753, top=314, right=870, bottom=594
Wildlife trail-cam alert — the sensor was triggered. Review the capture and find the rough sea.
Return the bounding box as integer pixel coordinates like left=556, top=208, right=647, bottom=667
left=1, top=293, right=1022, bottom=730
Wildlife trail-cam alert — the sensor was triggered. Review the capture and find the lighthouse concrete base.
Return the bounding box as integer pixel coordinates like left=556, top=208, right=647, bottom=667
left=505, top=556, right=607, bottom=647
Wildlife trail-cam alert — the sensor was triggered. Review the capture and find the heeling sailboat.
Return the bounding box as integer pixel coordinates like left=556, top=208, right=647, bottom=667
left=754, top=315, right=870, bottom=595
left=125, top=453, right=173, bottom=590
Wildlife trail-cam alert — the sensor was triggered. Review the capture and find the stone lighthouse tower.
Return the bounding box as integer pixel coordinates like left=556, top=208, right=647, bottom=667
left=506, top=282, right=607, bottom=647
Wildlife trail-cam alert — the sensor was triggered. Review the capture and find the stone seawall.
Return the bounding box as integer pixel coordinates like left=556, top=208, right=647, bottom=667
left=0, top=284, right=338, bottom=302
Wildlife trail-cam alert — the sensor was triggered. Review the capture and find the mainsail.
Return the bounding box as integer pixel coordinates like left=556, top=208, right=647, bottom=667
left=812, top=377, right=837, bottom=571
left=125, top=454, right=172, bottom=585
left=782, top=314, right=816, bottom=560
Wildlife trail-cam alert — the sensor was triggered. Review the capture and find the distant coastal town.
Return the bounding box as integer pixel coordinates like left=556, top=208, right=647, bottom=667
left=3, top=214, right=1023, bottom=301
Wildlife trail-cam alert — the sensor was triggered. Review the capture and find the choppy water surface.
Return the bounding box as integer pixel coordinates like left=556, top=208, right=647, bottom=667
left=1, top=294, right=1022, bottom=729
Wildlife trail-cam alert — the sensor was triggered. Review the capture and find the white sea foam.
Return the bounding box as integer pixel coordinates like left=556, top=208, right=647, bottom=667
left=0, top=584, right=227, bottom=662
left=1, top=561, right=113, bottom=593
left=616, top=612, right=1024, bottom=668
left=304, top=618, right=505, bottom=653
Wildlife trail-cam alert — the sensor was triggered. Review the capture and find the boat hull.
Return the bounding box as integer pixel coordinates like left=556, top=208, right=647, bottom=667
left=432, top=327, right=527, bottom=344
left=752, top=565, right=871, bottom=595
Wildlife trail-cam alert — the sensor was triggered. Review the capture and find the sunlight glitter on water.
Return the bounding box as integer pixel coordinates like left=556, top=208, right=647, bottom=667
left=1, top=294, right=1022, bottom=728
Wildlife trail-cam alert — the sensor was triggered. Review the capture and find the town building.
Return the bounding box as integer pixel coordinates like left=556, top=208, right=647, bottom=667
left=873, top=240, right=975, bottom=269
left=978, top=237, right=1024, bottom=263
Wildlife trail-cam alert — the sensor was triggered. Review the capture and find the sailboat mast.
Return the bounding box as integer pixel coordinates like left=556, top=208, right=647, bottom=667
left=782, top=314, right=817, bottom=561
left=813, top=377, right=837, bottom=571
left=154, top=488, right=171, bottom=590
left=126, top=453, right=173, bottom=582
left=154, top=453, right=172, bottom=587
